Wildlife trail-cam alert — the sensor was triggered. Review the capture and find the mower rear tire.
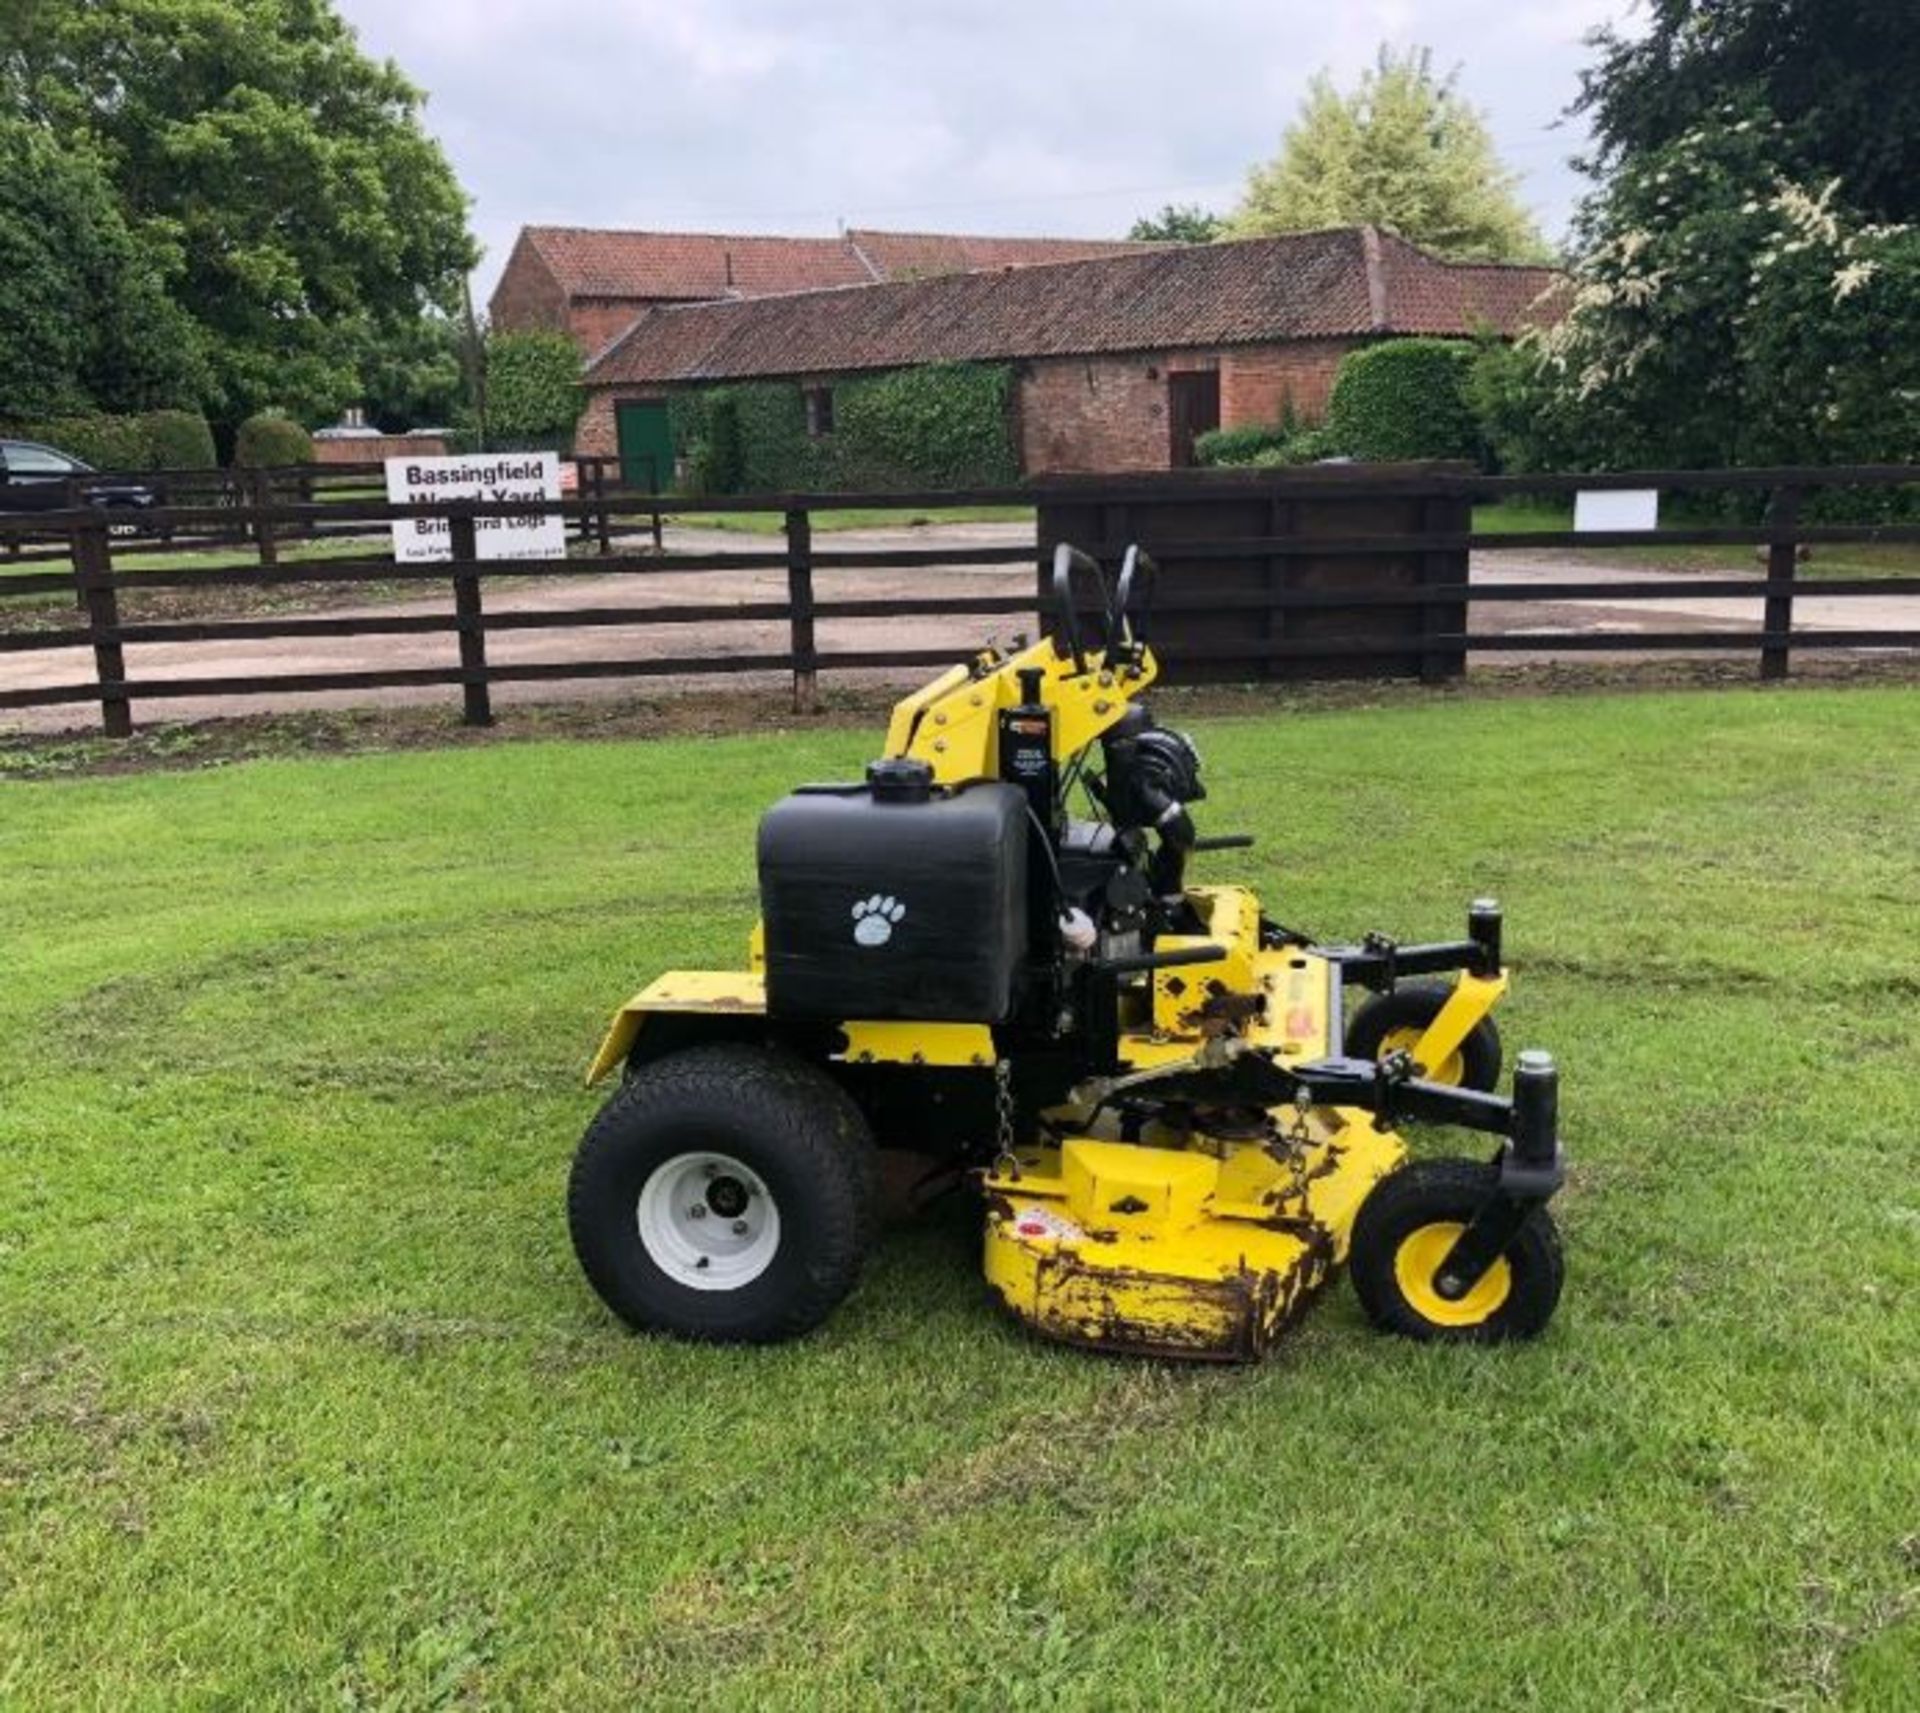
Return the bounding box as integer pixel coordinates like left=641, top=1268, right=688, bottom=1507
left=1346, top=982, right=1502, bottom=1092
left=1349, top=1158, right=1563, bottom=1343
left=569, top=1043, right=878, bottom=1344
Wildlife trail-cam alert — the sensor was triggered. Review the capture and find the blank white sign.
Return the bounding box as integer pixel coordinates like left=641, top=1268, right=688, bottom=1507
left=1574, top=488, right=1659, bottom=533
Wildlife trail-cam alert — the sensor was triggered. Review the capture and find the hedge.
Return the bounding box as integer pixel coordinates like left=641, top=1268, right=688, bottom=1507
left=0, top=409, right=217, bottom=472
left=830, top=363, right=1020, bottom=489
left=1325, top=339, right=1481, bottom=463
left=484, top=331, right=582, bottom=443
left=1193, top=422, right=1295, bottom=466
left=233, top=411, right=314, bottom=468
left=670, top=363, right=1019, bottom=494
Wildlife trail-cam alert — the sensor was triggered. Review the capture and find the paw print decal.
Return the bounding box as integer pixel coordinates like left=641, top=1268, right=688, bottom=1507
left=851, top=894, right=906, bottom=947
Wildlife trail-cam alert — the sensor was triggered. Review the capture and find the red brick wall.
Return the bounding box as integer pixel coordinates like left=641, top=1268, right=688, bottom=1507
left=488, top=243, right=666, bottom=355
left=1019, top=354, right=1178, bottom=473
left=574, top=389, right=624, bottom=458
left=578, top=336, right=1369, bottom=475
left=311, top=433, right=448, bottom=465
left=1219, top=340, right=1356, bottom=428
left=1015, top=341, right=1358, bottom=474
left=488, top=242, right=571, bottom=337
left=569, top=299, right=658, bottom=355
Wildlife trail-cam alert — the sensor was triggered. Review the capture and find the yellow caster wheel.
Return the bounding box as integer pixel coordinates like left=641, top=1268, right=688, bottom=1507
left=1351, top=1159, right=1563, bottom=1342
left=1346, top=983, right=1502, bottom=1091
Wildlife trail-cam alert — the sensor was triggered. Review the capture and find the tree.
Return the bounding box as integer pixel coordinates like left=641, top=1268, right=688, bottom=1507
left=0, top=116, right=205, bottom=417
left=1127, top=204, right=1222, bottom=244
left=2, top=0, right=477, bottom=428
left=361, top=314, right=466, bottom=432
left=1488, top=109, right=1920, bottom=474
left=1228, top=46, right=1551, bottom=263
left=1573, top=1, right=1919, bottom=227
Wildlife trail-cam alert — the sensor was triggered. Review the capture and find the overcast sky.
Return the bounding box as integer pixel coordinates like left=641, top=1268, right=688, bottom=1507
left=333, top=0, right=1641, bottom=299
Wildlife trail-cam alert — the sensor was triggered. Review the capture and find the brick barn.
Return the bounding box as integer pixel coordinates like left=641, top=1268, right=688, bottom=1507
left=489, top=225, right=1155, bottom=355
left=575, top=227, right=1562, bottom=483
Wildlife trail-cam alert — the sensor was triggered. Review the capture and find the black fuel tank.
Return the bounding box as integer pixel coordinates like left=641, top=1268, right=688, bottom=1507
left=757, top=769, right=1029, bottom=1023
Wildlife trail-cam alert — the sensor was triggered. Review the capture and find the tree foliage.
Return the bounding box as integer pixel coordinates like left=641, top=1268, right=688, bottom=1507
left=1127, top=204, right=1222, bottom=244
left=362, top=316, right=466, bottom=433
left=0, top=115, right=205, bottom=417
left=2, top=0, right=477, bottom=427
left=1228, top=46, right=1551, bottom=262
left=1573, top=1, right=1919, bottom=227
left=1489, top=110, right=1920, bottom=474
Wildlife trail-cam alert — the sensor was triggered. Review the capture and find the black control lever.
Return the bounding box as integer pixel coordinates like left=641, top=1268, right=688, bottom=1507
left=1092, top=944, right=1228, bottom=977
left=1190, top=834, right=1254, bottom=852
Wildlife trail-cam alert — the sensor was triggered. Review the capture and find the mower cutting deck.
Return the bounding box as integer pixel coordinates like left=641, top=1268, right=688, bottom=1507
left=568, top=544, right=1566, bottom=1359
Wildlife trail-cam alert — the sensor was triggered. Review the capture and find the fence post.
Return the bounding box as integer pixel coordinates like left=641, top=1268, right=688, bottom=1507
left=786, top=506, right=818, bottom=714
left=448, top=511, right=493, bottom=727
left=73, top=519, right=132, bottom=738
left=1417, top=492, right=1468, bottom=685
left=599, top=459, right=615, bottom=556
left=1760, top=484, right=1802, bottom=681
left=251, top=466, right=279, bottom=567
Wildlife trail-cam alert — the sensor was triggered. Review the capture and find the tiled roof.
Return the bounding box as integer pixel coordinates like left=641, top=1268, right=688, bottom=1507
left=1369, top=231, right=1569, bottom=333
left=584, top=228, right=1566, bottom=386
left=847, top=229, right=1160, bottom=280
left=521, top=228, right=869, bottom=300
left=515, top=225, right=1155, bottom=302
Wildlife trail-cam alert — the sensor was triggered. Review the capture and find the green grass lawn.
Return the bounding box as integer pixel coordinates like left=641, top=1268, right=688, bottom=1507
left=1474, top=499, right=1920, bottom=580
left=2, top=689, right=1916, bottom=1708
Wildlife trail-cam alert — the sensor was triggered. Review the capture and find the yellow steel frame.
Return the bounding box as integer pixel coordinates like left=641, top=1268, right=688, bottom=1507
left=884, top=635, right=1157, bottom=788
left=583, top=635, right=1520, bottom=1360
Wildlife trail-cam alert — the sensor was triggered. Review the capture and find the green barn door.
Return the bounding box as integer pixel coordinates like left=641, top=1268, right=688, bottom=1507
left=615, top=400, right=673, bottom=491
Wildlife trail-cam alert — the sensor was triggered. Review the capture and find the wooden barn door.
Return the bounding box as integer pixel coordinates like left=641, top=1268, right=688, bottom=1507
left=1166, top=371, right=1220, bottom=468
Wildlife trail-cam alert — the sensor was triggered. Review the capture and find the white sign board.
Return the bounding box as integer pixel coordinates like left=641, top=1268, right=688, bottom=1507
left=384, top=451, right=566, bottom=563
left=1574, top=488, right=1659, bottom=533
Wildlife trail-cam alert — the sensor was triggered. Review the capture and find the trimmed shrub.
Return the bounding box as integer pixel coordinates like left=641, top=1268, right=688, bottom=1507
left=484, top=331, right=582, bottom=444
left=233, top=411, right=314, bottom=468
left=0, top=410, right=218, bottom=471
left=141, top=409, right=218, bottom=469
left=1247, top=427, right=1341, bottom=467
left=1194, top=422, right=1295, bottom=467
left=1326, top=339, right=1481, bottom=463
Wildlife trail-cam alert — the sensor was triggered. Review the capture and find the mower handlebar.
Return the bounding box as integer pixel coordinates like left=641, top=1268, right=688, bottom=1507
left=1049, top=542, right=1112, bottom=674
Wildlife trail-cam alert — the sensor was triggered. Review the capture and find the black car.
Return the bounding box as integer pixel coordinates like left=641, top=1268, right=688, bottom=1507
left=0, top=439, right=158, bottom=526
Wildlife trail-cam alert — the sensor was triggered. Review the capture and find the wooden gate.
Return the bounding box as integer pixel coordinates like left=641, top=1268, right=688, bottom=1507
left=1037, top=464, right=1473, bottom=684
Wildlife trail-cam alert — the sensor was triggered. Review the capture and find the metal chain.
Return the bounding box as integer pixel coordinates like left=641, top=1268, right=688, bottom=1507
left=1276, top=1090, right=1314, bottom=1207
left=991, top=1059, right=1020, bottom=1180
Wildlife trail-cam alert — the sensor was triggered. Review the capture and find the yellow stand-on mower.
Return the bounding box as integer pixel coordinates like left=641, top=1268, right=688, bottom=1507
left=568, top=546, right=1566, bottom=1359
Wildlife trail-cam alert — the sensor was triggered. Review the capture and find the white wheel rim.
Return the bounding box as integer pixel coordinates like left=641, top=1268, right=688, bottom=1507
left=635, top=1150, right=780, bottom=1291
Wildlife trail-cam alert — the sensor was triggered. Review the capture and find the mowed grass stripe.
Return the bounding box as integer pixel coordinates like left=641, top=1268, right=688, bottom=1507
left=0, top=687, right=1914, bottom=1708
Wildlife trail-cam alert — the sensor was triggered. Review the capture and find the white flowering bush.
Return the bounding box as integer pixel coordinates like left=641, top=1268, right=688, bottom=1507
left=1475, top=106, right=1919, bottom=499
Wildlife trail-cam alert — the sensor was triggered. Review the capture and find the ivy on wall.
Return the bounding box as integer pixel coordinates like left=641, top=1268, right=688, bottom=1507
left=670, top=362, right=1019, bottom=493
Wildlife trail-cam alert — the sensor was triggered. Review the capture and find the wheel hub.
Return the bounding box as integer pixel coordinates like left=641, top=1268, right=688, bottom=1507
left=636, top=1151, right=780, bottom=1291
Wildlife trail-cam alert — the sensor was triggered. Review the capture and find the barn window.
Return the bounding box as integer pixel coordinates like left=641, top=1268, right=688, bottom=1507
left=804, top=386, right=836, bottom=438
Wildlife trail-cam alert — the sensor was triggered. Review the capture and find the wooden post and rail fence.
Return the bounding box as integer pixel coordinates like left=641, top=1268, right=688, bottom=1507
left=0, top=463, right=1913, bottom=737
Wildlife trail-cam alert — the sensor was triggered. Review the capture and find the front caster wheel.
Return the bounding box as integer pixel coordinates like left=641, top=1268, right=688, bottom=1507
left=1346, top=982, right=1502, bottom=1092
left=1349, top=1158, right=1563, bottom=1343
left=568, top=1043, right=878, bottom=1344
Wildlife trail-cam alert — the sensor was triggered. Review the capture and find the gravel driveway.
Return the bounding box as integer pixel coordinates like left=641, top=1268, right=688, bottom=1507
left=2, top=523, right=1911, bottom=733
